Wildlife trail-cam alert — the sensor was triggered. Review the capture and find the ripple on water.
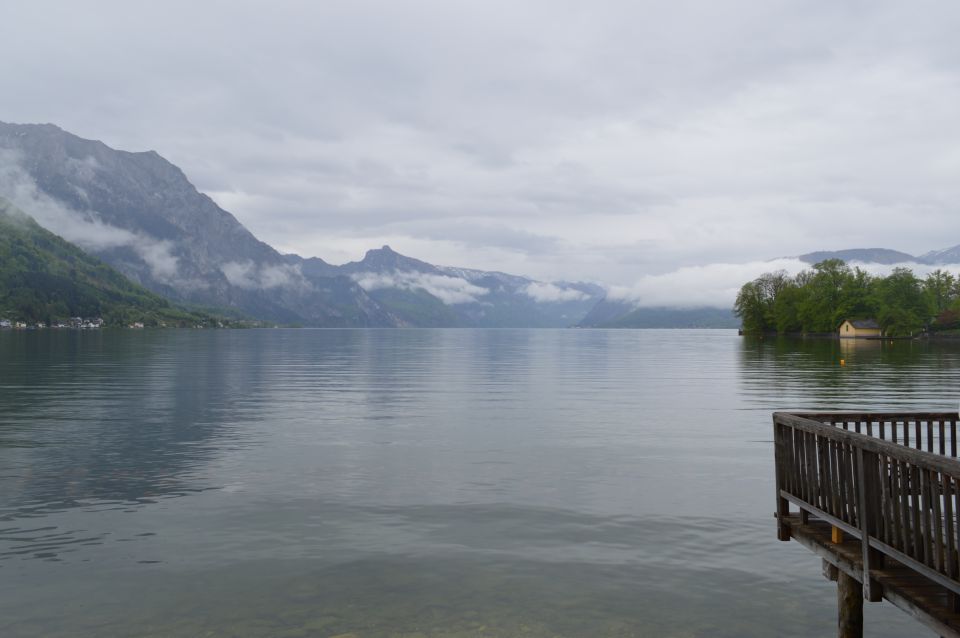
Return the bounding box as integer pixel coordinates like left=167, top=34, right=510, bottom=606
left=0, top=329, right=942, bottom=636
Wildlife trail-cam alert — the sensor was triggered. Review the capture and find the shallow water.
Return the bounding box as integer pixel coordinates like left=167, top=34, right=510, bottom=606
left=1, top=329, right=956, bottom=636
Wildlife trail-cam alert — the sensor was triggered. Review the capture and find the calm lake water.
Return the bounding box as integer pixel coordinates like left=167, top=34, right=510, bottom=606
left=2, top=329, right=958, bottom=637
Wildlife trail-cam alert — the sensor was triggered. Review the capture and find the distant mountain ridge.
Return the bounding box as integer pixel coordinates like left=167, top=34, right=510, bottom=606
left=338, top=245, right=605, bottom=327
left=797, top=248, right=917, bottom=265
left=919, top=246, right=960, bottom=265
left=0, top=121, right=606, bottom=327
left=797, top=246, right=960, bottom=266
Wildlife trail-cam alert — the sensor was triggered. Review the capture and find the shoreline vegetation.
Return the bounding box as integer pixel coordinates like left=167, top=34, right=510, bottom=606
left=734, top=258, right=960, bottom=338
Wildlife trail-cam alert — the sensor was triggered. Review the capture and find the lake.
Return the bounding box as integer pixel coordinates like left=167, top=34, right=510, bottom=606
left=2, top=328, right=958, bottom=637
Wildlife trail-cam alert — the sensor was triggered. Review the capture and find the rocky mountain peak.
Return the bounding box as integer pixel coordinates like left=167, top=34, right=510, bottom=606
left=345, top=245, right=438, bottom=274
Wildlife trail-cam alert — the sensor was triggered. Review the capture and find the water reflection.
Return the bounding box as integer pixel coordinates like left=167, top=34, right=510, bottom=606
left=0, top=329, right=941, bottom=636
left=737, top=335, right=960, bottom=411
left=0, top=331, right=307, bottom=569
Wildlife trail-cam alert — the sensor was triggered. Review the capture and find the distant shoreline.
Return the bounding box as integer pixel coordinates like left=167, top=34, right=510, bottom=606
left=738, top=330, right=960, bottom=341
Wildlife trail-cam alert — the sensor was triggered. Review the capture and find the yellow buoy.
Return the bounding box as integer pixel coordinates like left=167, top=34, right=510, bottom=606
left=840, top=359, right=845, bottom=366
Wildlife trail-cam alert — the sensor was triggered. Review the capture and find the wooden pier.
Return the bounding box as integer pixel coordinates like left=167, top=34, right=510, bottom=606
left=774, top=411, right=960, bottom=637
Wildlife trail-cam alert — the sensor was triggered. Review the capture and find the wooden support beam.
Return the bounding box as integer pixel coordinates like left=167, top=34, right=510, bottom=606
left=832, top=526, right=845, bottom=544
left=823, top=558, right=839, bottom=581
left=838, top=571, right=864, bottom=638
left=774, top=418, right=792, bottom=541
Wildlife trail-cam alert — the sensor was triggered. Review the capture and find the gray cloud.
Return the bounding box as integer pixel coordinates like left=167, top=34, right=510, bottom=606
left=522, top=282, right=588, bottom=303
left=2, top=2, right=960, bottom=285
left=352, top=271, right=489, bottom=305
left=608, top=259, right=960, bottom=309
left=220, top=261, right=306, bottom=291
left=607, top=259, right=810, bottom=308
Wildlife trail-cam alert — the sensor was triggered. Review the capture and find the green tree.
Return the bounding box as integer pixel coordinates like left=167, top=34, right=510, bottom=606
left=734, top=280, right=768, bottom=334
left=796, top=259, right=853, bottom=332
left=836, top=267, right=876, bottom=323
left=734, top=270, right=792, bottom=333
left=772, top=282, right=805, bottom=333
left=924, top=269, right=956, bottom=315
left=874, top=267, right=927, bottom=336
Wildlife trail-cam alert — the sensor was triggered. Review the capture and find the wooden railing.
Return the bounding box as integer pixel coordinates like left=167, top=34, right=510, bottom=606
left=787, top=412, right=960, bottom=457
left=774, top=411, right=960, bottom=603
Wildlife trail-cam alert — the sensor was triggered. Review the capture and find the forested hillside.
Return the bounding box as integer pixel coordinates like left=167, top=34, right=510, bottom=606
left=0, top=199, right=230, bottom=327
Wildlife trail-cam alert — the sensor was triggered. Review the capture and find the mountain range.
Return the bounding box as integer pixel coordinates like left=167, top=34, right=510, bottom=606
left=0, top=122, right=622, bottom=327
left=6, top=121, right=950, bottom=329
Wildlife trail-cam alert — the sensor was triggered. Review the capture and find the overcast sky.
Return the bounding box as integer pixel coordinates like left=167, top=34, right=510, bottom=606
left=2, top=0, right=960, bottom=287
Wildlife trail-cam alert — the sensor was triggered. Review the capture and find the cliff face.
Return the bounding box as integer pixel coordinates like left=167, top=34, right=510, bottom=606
left=0, top=122, right=398, bottom=326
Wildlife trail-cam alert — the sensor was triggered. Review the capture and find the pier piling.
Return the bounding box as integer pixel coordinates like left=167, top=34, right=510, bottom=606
left=838, top=571, right=863, bottom=638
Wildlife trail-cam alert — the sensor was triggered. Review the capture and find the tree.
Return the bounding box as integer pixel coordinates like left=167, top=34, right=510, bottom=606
left=797, top=259, right=853, bottom=332
left=874, top=267, right=927, bottom=336
left=734, top=270, right=791, bottom=333
left=773, top=282, right=805, bottom=334
left=836, top=267, right=876, bottom=323
left=924, top=269, right=956, bottom=314
left=734, top=280, right=769, bottom=334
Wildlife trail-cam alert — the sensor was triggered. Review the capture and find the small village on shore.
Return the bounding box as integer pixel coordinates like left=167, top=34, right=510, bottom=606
left=0, top=317, right=223, bottom=330
left=1, top=317, right=109, bottom=330
left=0, top=316, right=263, bottom=330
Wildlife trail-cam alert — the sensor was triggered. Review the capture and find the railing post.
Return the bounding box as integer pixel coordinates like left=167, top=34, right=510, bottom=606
left=774, top=416, right=791, bottom=541
left=856, top=447, right=883, bottom=602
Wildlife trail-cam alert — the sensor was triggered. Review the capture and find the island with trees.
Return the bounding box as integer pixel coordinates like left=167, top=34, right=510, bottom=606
left=734, top=259, right=960, bottom=337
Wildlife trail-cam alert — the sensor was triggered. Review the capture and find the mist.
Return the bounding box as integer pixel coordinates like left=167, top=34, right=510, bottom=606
left=608, top=259, right=960, bottom=310
left=352, top=271, right=489, bottom=305
left=221, top=261, right=307, bottom=291
left=522, top=282, right=589, bottom=303
left=0, top=149, right=181, bottom=283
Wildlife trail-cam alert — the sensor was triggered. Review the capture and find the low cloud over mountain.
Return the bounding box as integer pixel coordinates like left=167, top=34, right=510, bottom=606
left=0, top=148, right=183, bottom=285
left=352, top=270, right=489, bottom=305
left=0, top=122, right=605, bottom=327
